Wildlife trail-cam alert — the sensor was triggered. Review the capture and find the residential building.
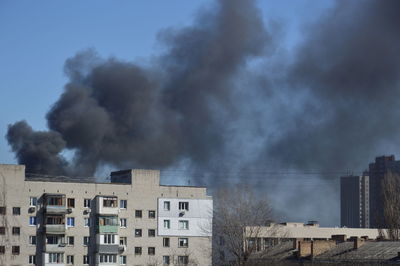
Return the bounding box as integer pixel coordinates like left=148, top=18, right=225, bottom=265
left=0, top=164, right=212, bottom=266
left=340, top=174, right=369, bottom=228
left=368, top=155, right=400, bottom=228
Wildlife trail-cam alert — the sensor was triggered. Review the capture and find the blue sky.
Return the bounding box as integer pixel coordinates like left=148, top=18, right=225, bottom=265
left=0, top=0, right=333, bottom=164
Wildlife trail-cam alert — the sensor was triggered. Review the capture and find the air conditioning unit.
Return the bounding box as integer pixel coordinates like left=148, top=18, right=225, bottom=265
left=28, top=207, right=36, bottom=213
left=118, top=245, right=126, bottom=253
left=58, top=242, right=66, bottom=247
left=67, top=208, right=73, bottom=214
left=179, top=211, right=185, bottom=217
left=83, top=209, right=91, bottom=215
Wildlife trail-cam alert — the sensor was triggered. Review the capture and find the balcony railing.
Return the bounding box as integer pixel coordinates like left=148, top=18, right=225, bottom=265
left=45, top=224, right=66, bottom=234
left=44, top=243, right=66, bottom=252
left=45, top=205, right=68, bottom=214
left=97, top=225, right=118, bottom=234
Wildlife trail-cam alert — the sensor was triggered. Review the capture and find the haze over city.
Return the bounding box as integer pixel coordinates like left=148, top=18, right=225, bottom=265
left=2, top=0, right=400, bottom=226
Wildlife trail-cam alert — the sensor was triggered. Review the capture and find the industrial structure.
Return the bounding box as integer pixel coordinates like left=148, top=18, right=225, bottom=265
left=0, top=164, right=212, bottom=266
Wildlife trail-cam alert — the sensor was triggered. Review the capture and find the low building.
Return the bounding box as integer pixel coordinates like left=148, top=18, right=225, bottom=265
left=0, top=164, right=212, bottom=266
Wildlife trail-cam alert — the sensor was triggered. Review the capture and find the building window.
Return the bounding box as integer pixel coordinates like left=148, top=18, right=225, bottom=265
left=148, top=210, right=156, bottom=218
left=119, top=255, right=127, bottom=265
left=99, top=254, right=117, bottom=263
left=67, top=236, right=74, bottom=246
left=119, top=237, right=127, bottom=246
left=164, top=201, right=170, bottom=211
left=0, top=227, right=4, bottom=235
left=179, top=238, right=189, bottom=247
left=148, top=247, right=155, bottom=255
left=134, top=247, right=142, bottom=255
left=178, top=220, right=189, bottom=230
left=135, top=229, right=142, bottom=237
left=84, top=199, right=91, bottom=208
left=120, top=200, right=127, bottom=209
left=29, top=235, right=37, bottom=245
left=67, top=217, right=75, bottom=227
left=13, top=207, right=21, bottom=215
left=83, top=236, right=90, bottom=246
left=148, top=229, right=156, bottom=237
left=49, top=253, right=64, bottom=263
left=0, top=206, right=6, bottom=215
left=29, top=255, right=36, bottom=264
left=99, top=216, right=118, bottom=226
left=163, top=256, right=170, bottom=265
left=179, top=202, right=189, bottom=211
left=135, top=210, right=142, bottom=218
left=29, top=216, right=37, bottom=226
left=103, top=197, right=117, bottom=207
left=120, top=218, right=127, bottom=228
left=0, top=246, right=5, bottom=254
left=84, top=218, right=90, bottom=227
left=163, top=237, right=170, bottom=247
left=164, top=219, right=170, bottom=229
left=83, top=255, right=89, bottom=264
left=178, top=256, right=189, bottom=265
left=12, top=227, right=20, bottom=235
left=29, top=197, right=37, bottom=206
left=67, top=198, right=75, bottom=208
left=103, top=234, right=116, bottom=244
left=47, top=235, right=63, bottom=244
left=67, top=255, right=74, bottom=264
left=12, top=246, right=20, bottom=255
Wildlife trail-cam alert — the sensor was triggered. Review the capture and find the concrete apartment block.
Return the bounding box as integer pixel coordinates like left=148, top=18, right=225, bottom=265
left=0, top=164, right=213, bottom=266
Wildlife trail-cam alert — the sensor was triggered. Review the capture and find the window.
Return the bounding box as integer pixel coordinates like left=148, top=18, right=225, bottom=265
left=29, top=197, right=38, bottom=206
left=148, top=210, right=156, bottom=218
left=12, top=227, right=20, bottom=235
left=135, top=210, right=142, bottom=218
left=120, top=237, right=127, bottom=246
left=99, top=216, right=118, bottom=226
left=47, top=196, right=64, bottom=206
left=83, top=255, right=89, bottom=264
left=103, top=234, right=116, bottom=244
left=178, top=256, right=189, bottom=265
left=163, top=237, right=170, bottom=247
left=46, top=216, right=63, bottom=225
left=0, top=246, right=4, bottom=254
left=163, top=201, right=170, bottom=211
left=134, top=247, right=142, bottom=255
left=179, top=202, right=189, bottom=211
left=164, top=220, right=170, bottom=229
left=178, top=220, right=189, bottom=230
left=84, top=218, right=90, bottom=227
left=47, top=235, right=63, bottom=245
left=148, top=229, right=156, bottom=237
left=83, top=236, right=90, bottom=246
left=0, top=227, right=4, bottom=235
left=29, top=216, right=37, bottom=226
left=119, top=255, right=127, bottom=265
left=135, top=229, right=142, bottom=237
left=99, top=254, right=117, bottom=263
left=120, top=218, right=127, bottom=228
left=67, top=217, right=75, bottom=227
left=103, top=197, right=117, bottom=207
left=179, top=238, right=189, bottom=247
left=29, top=255, right=36, bottom=264
left=84, top=199, right=91, bottom=208
left=67, top=255, right=74, bottom=264
left=13, top=207, right=21, bottom=215
left=163, top=256, right=170, bottom=265
left=67, top=236, right=74, bottom=246
left=148, top=247, right=155, bottom=255
left=12, top=246, right=20, bottom=255
left=29, top=235, right=37, bottom=245
left=0, top=206, right=6, bottom=215
left=49, top=253, right=63, bottom=263
left=67, top=198, right=75, bottom=208
left=120, top=200, right=127, bottom=209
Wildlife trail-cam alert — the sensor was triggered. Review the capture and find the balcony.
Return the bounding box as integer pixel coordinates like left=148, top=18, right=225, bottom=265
left=96, top=196, right=119, bottom=215
left=44, top=194, right=67, bottom=214
left=45, top=224, right=66, bottom=234
left=98, top=225, right=118, bottom=234
left=45, top=205, right=69, bottom=214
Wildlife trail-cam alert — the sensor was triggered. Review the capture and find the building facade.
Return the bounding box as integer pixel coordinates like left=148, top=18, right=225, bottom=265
left=0, top=164, right=212, bottom=266
left=340, top=174, right=369, bottom=228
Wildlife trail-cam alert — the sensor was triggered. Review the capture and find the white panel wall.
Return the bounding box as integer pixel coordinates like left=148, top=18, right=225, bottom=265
left=158, top=198, right=212, bottom=236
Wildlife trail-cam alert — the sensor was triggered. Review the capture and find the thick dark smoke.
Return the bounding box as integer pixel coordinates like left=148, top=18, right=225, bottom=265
left=6, top=0, right=400, bottom=224
left=7, top=0, right=271, bottom=176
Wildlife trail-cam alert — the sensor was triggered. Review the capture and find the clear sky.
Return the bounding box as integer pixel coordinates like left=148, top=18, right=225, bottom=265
left=0, top=0, right=333, bottom=164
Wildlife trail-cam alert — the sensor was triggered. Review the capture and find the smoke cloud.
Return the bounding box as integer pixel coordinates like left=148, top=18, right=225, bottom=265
left=6, top=0, right=400, bottom=224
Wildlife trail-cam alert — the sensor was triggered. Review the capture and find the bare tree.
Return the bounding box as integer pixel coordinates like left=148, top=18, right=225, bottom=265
left=213, top=185, right=273, bottom=266
left=382, top=171, right=400, bottom=240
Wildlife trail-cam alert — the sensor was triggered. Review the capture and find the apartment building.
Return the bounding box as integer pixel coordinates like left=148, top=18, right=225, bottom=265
left=0, top=164, right=213, bottom=266
left=340, top=174, right=369, bottom=228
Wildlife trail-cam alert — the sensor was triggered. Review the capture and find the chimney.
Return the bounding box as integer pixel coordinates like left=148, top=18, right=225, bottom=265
left=352, top=237, right=364, bottom=249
